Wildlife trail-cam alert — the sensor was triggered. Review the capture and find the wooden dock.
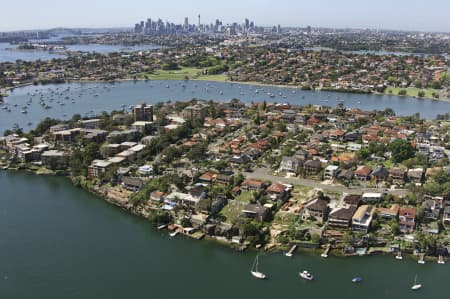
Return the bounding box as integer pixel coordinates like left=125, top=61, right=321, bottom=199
left=285, top=245, right=297, bottom=257
left=418, top=253, right=425, bottom=264
left=321, top=244, right=331, bottom=258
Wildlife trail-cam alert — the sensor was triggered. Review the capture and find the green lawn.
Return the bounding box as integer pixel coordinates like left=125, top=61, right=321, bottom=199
left=136, top=67, right=229, bottom=82
left=385, top=87, right=440, bottom=99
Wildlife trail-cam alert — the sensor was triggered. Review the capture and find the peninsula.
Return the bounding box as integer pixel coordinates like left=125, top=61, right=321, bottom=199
left=2, top=99, right=449, bottom=259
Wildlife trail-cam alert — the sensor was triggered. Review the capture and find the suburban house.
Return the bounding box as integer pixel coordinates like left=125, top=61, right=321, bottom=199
left=328, top=206, right=357, bottom=229
left=377, top=204, right=400, bottom=219
left=371, top=166, right=389, bottom=182
left=215, top=173, right=234, bottom=185
left=343, top=194, right=362, bottom=207
left=361, top=192, right=384, bottom=203
left=398, top=206, right=417, bottom=233
left=324, top=165, right=339, bottom=180
left=389, top=167, right=407, bottom=182
left=301, top=198, right=329, bottom=223
left=408, top=168, right=424, bottom=185
left=241, top=179, right=265, bottom=192
left=266, top=183, right=286, bottom=201
left=354, top=165, right=371, bottom=181
left=352, top=205, right=375, bottom=233
left=279, top=156, right=301, bottom=174
left=304, top=159, right=321, bottom=174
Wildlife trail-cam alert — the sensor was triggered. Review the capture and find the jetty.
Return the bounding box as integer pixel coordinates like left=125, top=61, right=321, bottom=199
left=418, top=253, right=425, bottom=264
left=285, top=245, right=297, bottom=257
left=321, top=244, right=331, bottom=258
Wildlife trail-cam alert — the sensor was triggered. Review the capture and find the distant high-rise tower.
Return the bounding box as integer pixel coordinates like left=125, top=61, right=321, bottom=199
left=184, top=17, right=189, bottom=29
left=198, top=14, right=201, bottom=29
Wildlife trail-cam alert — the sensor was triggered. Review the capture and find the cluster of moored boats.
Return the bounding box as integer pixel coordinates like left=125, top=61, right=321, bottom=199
left=250, top=255, right=423, bottom=291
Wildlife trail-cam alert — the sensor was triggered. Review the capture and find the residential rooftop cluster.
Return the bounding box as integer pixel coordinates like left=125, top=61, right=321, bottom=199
left=1, top=99, right=449, bottom=256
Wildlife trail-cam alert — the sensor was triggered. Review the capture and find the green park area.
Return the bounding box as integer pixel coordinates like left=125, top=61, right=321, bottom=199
left=385, top=87, right=441, bottom=99
left=137, top=67, right=229, bottom=82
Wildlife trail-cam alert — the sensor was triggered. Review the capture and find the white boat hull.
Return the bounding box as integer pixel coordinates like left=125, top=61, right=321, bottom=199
left=251, top=271, right=266, bottom=279
left=411, top=284, right=422, bottom=290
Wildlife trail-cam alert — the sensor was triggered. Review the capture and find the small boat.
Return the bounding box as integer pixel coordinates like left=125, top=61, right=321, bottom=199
left=169, top=231, right=179, bottom=238
left=250, top=256, right=267, bottom=279
left=411, top=275, right=422, bottom=290
left=352, top=277, right=362, bottom=283
left=395, top=251, right=403, bottom=260
left=299, top=270, right=314, bottom=281
left=157, top=224, right=167, bottom=230
left=438, top=256, right=445, bottom=265
left=21, top=110, right=27, bottom=114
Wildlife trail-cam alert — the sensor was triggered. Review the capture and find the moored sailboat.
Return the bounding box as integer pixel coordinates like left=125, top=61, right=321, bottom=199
left=250, top=256, right=267, bottom=279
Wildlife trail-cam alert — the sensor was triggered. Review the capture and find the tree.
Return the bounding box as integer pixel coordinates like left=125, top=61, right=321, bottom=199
left=389, top=139, right=415, bottom=163
left=254, top=112, right=261, bottom=125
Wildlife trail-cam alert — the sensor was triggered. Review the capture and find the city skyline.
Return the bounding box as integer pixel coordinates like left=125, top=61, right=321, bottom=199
left=2, top=0, right=450, bottom=33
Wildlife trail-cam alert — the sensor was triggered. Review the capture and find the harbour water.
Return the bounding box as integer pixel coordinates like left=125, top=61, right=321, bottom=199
left=1, top=80, right=450, bottom=133
left=0, top=43, right=159, bottom=63
left=0, top=170, right=449, bottom=299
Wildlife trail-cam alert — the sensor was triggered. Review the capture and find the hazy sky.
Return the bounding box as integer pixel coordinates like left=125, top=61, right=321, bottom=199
left=2, top=0, right=449, bottom=32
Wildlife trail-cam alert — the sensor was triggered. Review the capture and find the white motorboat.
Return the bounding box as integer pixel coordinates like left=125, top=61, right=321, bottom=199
left=299, top=270, right=314, bottom=281
left=250, top=256, right=267, bottom=279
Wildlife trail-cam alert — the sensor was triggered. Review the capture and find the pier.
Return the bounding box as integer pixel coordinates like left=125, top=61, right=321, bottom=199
left=321, top=244, right=331, bottom=258
left=285, top=245, right=297, bottom=257
left=418, top=253, right=425, bottom=264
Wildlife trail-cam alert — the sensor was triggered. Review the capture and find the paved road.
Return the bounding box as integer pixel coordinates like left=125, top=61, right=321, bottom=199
left=245, top=167, right=408, bottom=197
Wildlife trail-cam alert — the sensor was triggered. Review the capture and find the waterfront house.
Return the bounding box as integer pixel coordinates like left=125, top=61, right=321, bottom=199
left=328, top=206, right=357, bottom=229
left=241, top=203, right=270, bottom=222
left=88, top=160, right=112, bottom=178
left=166, top=191, right=201, bottom=209
left=121, top=177, right=144, bottom=192
left=41, top=150, right=67, bottom=166
left=301, top=198, right=329, bottom=224
left=150, top=191, right=166, bottom=203
left=422, top=196, right=444, bottom=221
left=443, top=205, right=450, bottom=229
left=352, top=205, right=375, bottom=233
left=398, top=206, right=417, bottom=233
